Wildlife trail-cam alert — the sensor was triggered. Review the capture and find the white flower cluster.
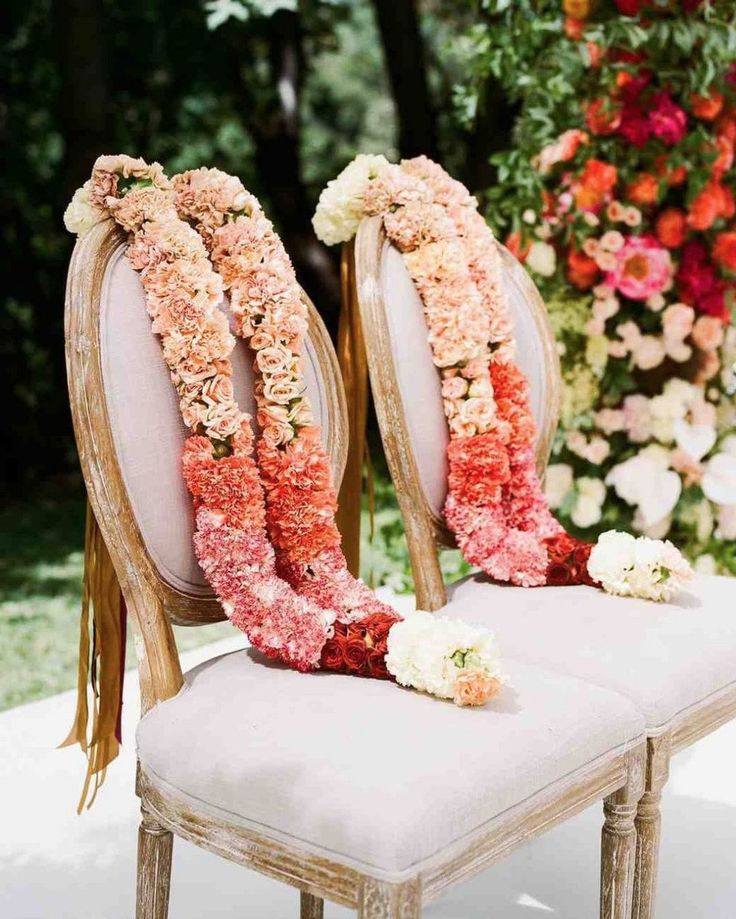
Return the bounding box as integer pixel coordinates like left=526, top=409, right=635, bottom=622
left=385, top=611, right=505, bottom=701
left=312, top=153, right=389, bottom=245
left=587, top=530, right=693, bottom=602
left=63, top=181, right=107, bottom=237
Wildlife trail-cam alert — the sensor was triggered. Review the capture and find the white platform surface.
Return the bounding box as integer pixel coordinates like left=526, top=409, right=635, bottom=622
left=3, top=589, right=736, bottom=918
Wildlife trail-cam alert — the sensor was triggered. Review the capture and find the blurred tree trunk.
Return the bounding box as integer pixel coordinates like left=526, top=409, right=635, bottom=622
left=55, top=0, right=111, bottom=199
left=371, top=0, right=437, bottom=159
left=227, top=11, right=340, bottom=330
left=461, top=74, right=519, bottom=195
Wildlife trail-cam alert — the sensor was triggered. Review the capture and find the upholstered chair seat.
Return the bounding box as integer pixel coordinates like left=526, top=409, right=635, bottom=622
left=444, top=574, right=736, bottom=733
left=374, top=230, right=736, bottom=735
left=137, top=650, right=643, bottom=881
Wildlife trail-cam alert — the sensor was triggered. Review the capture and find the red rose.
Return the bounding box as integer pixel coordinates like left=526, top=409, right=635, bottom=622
left=344, top=637, right=368, bottom=672
left=714, top=232, right=736, bottom=272
left=618, top=107, right=651, bottom=147
left=655, top=208, right=687, bottom=248
left=648, top=92, right=687, bottom=146
left=615, top=0, right=644, bottom=14
left=367, top=650, right=390, bottom=680
left=546, top=563, right=573, bottom=586
left=320, top=639, right=345, bottom=671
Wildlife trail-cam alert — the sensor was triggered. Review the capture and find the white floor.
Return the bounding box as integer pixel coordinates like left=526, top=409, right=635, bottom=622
left=3, top=591, right=736, bottom=918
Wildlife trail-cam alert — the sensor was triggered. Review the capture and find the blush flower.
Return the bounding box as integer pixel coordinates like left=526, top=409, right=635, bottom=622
left=605, top=236, right=672, bottom=300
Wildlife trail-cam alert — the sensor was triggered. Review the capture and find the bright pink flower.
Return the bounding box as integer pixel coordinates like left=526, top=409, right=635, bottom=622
left=605, top=236, right=672, bottom=300
left=648, top=92, right=688, bottom=146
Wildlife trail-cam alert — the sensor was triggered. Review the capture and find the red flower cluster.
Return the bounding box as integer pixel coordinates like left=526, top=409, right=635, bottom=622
left=676, top=241, right=729, bottom=321
left=320, top=612, right=401, bottom=679
left=543, top=533, right=599, bottom=587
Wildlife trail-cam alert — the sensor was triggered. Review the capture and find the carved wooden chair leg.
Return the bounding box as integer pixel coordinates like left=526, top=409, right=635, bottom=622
left=300, top=891, right=325, bottom=919
left=136, top=802, right=174, bottom=919
left=600, top=746, right=646, bottom=919
left=632, top=734, right=671, bottom=919
left=357, top=878, right=421, bottom=918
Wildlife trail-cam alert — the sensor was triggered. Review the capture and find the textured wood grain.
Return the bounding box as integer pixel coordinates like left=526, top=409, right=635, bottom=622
left=600, top=745, right=646, bottom=919
left=358, top=878, right=421, bottom=918
left=300, top=891, right=325, bottom=919
left=136, top=804, right=174, bottom=919
left=632, top=733, right=670, bottom=919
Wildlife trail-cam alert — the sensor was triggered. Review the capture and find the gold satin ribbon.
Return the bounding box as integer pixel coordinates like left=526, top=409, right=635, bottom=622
left=60, top=502, right=125, bottom=812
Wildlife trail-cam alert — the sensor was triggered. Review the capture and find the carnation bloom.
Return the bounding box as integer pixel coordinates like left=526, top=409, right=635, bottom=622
left=605, top=236, right=672, bottom=300
left=536, top=129, right=589, bottom=173
left=687, top=181, right=735, bottom=231
left=655, top=208, right=687, bottom=248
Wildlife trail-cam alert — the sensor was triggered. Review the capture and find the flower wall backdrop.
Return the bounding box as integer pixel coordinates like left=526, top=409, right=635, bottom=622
left=456, top=0, right=736, bottom=575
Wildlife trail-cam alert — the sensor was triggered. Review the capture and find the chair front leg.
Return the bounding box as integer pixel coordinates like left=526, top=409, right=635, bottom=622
left=600, top=745, right=646, bottom=919
left=301, top=891, right=324, bottom=919
left=137, top=801, right=174, bottom=919
left=633, top=734, right=671, bottom=919
left=357, top=878, right=421, bottom=918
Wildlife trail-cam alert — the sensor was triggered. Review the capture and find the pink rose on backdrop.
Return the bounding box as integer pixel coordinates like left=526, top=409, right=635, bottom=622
left=605, top=236, right=672, bottom=300
left=648, top=92, right=687, bottom=146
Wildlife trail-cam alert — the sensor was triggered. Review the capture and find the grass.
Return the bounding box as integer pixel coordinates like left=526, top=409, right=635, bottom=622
left=0, top=466, right=471, bottom=711
left=0, top=487, right=231, bottom=711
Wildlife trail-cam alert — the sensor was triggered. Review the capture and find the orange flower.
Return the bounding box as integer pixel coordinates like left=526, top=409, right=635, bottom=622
left=653, top=155, right=686, bottom=187
left=453, top=670, right=503, bottom=707
left=690, top=90, right=724, bottom=121
left=713, top=231, right=736, bottom=272
left=565, top=16, right=585, bottom=39
left=713, top=134, right=735, bottom=181
left=626, top=172, right=659, bottom=205
left=581, top=159, right=618, bottom=192
left=585, top=98, right=622, bottom=135
left=505, top=230, right=530, bottom=261
left=567, top=247, right=599, bottom=289
left=587, top=41, right=603, bottom=67
left=563, top=0, right=592, bottom=18
left=687, top=181, right=735, bottom=231
left=655, top=208, right=687, bottom=249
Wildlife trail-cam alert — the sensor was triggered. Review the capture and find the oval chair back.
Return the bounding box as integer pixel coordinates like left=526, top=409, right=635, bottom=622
left=65, top=220, right=347, bottom=706
left=353, top=216, right=561, bottom=611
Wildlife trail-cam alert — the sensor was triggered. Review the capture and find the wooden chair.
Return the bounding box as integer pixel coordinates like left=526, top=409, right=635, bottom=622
left=65, top=219, right=646, bottom=919
left=352, top=215, right=736, bottom=919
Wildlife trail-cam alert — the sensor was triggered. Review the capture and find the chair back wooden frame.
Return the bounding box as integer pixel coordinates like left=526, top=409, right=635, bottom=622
left=65, top=219, right=348, bottom=714
left=352, top=216, right=562, bottom=612
left=66, top=218, right=645, bottom=919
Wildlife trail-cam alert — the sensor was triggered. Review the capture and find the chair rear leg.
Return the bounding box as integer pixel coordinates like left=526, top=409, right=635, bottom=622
left=357, top=878, right=421, bottom=918
left=633, top=734, right=671, bottom=919
left=600, top=744, right=646, bottom=919
left=137, top=802, right=174, bottom=919
left=301, top=891, right=324, bottom=919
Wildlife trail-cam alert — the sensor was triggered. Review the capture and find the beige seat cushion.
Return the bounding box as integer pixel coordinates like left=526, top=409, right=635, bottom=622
left=445, top=574, right=736, bottom=732
left=100, top=248, right=330, bottom=596
left=137, top=650, right=642, bottom=880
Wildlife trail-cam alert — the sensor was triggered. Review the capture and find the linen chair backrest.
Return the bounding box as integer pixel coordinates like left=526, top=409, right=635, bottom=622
left=65, top=221, right=347, bottom=692
left=354, top=216, right=561, bottom=610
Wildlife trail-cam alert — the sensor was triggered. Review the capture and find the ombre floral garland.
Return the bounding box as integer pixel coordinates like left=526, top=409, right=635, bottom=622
left=64, top=154, right=506, bottom=705
left=314, top=155, right=693, bottom=602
